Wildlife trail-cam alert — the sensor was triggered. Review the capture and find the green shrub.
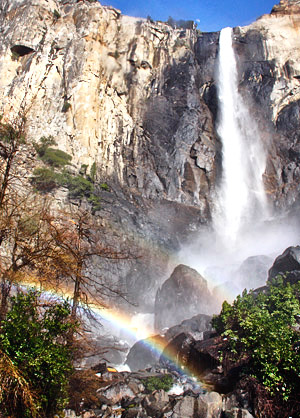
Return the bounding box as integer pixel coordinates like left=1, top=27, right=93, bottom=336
left=18, top=215, right=39, bottom=236
left=88, top=194, right=101, bottom=213
left=31, top=167, right=60, bottom=192
left=32, top=139, right=104, bottom=211
left=0, top=119, right=26, bottom=144
left=142, top=375, right=173, bottom=393
left=0, top=291, right=77, bottom=417
left=80, top=164, right=88, bottom=176
left=41, top=147, right=72, bottom=167
left=34, top=137, right=72, bottom=167
left=63, top=174, right=93, bottom=199
left=89, top=162, right=97, bottom=183
left=212, top=282, right=300, bottom=400
left=34, top=136, right=57, bottom=157
left=166, top=16, right=195, bottom=29
left=100, top=182, right=109, bottom=191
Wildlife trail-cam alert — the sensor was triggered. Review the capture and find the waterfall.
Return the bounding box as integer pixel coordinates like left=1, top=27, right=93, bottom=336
left=179, top=27, right=300, bottom=301
left=213, top=27, right=268, bottom=248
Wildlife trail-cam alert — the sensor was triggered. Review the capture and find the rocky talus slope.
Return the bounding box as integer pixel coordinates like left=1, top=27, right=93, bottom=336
left=0, top=0, right=300, bottom=309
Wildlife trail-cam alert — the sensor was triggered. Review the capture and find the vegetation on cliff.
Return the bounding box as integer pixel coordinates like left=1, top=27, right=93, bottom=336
left=32, top=136, right=104, bottom=212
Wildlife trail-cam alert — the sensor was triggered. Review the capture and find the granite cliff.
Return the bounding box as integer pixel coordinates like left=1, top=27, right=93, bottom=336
left=0, top=0, right=300, bottom=311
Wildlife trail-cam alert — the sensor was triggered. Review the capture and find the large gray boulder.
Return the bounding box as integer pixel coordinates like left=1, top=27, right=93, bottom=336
left=154, top=264, right=215, bottom=331
left=125, top=335, right=166, bottom=372
left=234, top=255, right=273, bottom=290
left=171, top=392, right=223, bottom=418
left=268, top=245, right=300, bottom=284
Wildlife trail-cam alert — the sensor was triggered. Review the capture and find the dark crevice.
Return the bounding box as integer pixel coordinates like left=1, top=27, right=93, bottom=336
left=11, top=44, right=35, bottom=57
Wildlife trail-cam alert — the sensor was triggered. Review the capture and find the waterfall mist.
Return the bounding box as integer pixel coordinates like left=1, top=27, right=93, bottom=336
left=179, top=27, right=300, bottom=306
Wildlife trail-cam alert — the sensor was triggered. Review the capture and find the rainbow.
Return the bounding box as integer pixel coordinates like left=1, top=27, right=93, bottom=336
left=20, top=278, right=209, bottom=386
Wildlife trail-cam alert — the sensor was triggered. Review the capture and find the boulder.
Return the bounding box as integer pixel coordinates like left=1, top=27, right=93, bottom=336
left=121, top=407, right=148, bottom=418
left=172, top=396, right=196, bottom=418
left=189, top=337, right=244, bottom=393
left=196, top=391, right=223, bottom=418
left=142, top=390, right=170, bottom=416
left=164, top=314, right=213, bottom=341
left=97, top=382, right=137, bottom=405
left=155, top=264, right=215, bottom=331
left=268, top=245, right=300, bottom=284
left=189, top=337, right=221, bottom=375
left=125, top=335, right=167, bottom=372
left=222, top=408, right=255, bottom=418
left=160, top=333, right=196, bottom=372
left=126, top=314, right=213, bottom=372
left=234, top=255, right=273, bottom=290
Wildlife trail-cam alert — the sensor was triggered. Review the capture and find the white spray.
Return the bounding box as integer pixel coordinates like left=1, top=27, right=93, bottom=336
left=213, top=27, right=268, bottom=248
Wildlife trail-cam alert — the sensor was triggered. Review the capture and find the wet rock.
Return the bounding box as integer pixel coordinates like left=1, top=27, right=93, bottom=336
left=91, top=362, right=108, bottom=374
left=125, top=335, right=167, bottom=372
left=160, top=333, right=196, bottom=372
left=65, top=365, right=265, bottom=418
left=126, top=312, right=213, bottom=372
left=196, top=391, right=223, bottom=418
left=165, top=314, right=213, bottom=341
left=268, top=245, right=300, bottom=284
left=121, top=407, right=148, bottom=418
left=190, top=337, right=221, bottom=373
left=172, top=396, right=195, bottom=418
left=188, top=337, right=244, bottom=393
left=97, top=382, right=136, bottom=405
left=234, top=255, right=273, bottom=290
left=222, top=409, right=255, bottom=418
left=142, top=389, right=170, bottom=416
left=155, top=264, right=215, bottom=331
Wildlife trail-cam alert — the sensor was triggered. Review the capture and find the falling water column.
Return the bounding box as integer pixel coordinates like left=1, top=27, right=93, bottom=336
left=213, top=27, right=268, bottom=248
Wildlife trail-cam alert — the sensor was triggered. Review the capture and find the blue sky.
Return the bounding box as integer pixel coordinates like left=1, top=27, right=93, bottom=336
left=101, top=0, right=277, bottom=32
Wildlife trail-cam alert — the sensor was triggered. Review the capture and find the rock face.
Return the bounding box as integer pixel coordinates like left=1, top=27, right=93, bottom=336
left=2, top=0, right=300, bottom=210
left=0, top=0, right=218, bottom=311
left=154, top=264, right=215, bottom=331
left=1, top=0, right=300, bottom=311
left=0, top=0, right=217, bottom=213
